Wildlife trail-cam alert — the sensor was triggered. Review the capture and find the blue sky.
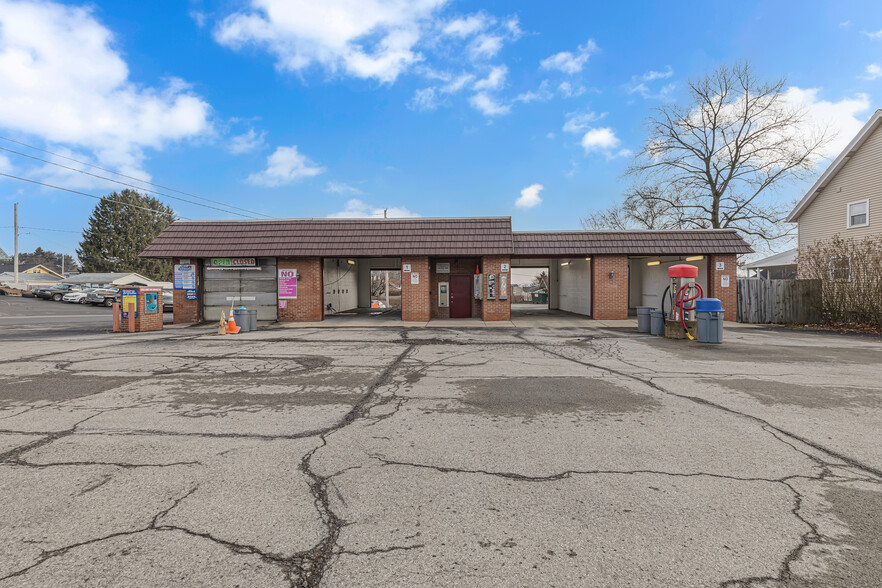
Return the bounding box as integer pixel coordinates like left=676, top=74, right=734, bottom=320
left=1, top=0, right=881, bottom=259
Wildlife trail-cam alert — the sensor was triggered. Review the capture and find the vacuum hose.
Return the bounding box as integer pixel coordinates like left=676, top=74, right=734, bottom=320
left=674, top=283, right=704, bottom=340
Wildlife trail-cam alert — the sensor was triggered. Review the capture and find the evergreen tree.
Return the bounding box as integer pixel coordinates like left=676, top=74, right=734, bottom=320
left=18, top=247, right=79, bottom=272
left=77, top=189, right=176, bottom=281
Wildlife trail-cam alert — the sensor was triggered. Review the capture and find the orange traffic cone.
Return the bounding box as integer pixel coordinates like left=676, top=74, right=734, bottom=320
left=226, top=306, right=241, bottom=334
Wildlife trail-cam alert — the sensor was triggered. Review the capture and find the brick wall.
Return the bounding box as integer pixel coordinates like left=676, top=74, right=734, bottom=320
left=401, top=256, right=430, bottom=322
left=429, top=257, right=481, bottom=319
left=481, top=255, right=511, bottom=321
left=172, top=257, right=200, bottom=324
left=119, top=288, right=163, bottom=332
left=277, top=257, right=324, bottom=322
left=707, top=253, right=737, bottom=322
left=591, top=255, right=629, bottom=320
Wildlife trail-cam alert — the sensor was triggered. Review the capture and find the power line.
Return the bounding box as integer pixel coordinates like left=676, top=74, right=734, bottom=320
left=0, top=135, right=273, bottom=219
left=0, top=172, right=189, bottom=220
left=0, top=225, right=80, bottom=233
left=0, top=145, right=257, bottom=219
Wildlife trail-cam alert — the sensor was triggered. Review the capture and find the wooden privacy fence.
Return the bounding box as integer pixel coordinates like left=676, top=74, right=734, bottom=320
left=736, top=279, right=821, bottom=324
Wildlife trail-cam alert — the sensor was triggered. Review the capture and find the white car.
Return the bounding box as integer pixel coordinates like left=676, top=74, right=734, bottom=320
left=62, top=288, right=95, bottom=304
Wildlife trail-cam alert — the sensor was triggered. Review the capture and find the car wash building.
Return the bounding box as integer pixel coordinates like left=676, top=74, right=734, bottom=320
left=140, top=217, right=751, bottom=324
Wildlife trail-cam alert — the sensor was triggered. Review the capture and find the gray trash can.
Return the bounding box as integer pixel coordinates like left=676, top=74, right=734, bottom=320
left=636, top=306, right=656, bottom=333
left=245, top=309, right=258, bottom=332
left=233, top=307, right=251, bottom=332
left=695, top=299, right=725, bottom=344
left=650, top=310, right=666, bottom=336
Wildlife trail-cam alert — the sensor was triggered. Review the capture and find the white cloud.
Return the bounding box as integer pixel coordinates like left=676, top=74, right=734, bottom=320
left=247, top=145, right=325, bottom=186
left=228, top=128, right=266, bottom=154
left=0, top=0, right=212, bottom=179
left=860, top=63, right=882, bottom=80
left=325, top=181, right=364, bottom=195
left=540, top=39, right=598, bottom=74
left=839, top=20, right=851, bottom=28
left=472, top=65, right=507, bottom=91
left=579, top=127, right=631, bottom=158
left=863, top=28, right=882, bottom=39
left=557, top=81, right=585, bottom=98
left=328, top=198, right=419, bottom=218
left=0, top=153, right=13, bottom=173
left=215, top=0, right=447, bottom=84
left=468, top=34, right=504, bottom=60
left=640, top=66, right=673, bottom=81
left=442, top=13, right=490, bottom=37
left=563, top=111, right=605, bottom=134
left=442, top=73, right=475, bottom=93
left=469, top=92, right=510, bottom=116
left=408, top=87, right=440, bottom=111
left=190, top=10, right=207, bottom=28
left=516, top=80, right=553, bottom=103
left=782, top=87, right=872, bottom=157
left=515, top=184, right=543, bottom=208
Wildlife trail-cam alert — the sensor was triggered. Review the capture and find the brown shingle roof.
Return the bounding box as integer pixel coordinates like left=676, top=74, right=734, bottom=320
left=140, top=218, right=753, bottom=259
left=512, top=230, right=753, bottom=256
left=140, top=217, right=514, bottom=258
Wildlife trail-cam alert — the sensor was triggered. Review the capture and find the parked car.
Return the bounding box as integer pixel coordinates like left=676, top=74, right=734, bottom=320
left=62, top=288, right=96, bottom=304
left=38, top=284, right=83, bottom=301
left=163, top=289, right=174, bottom=313
left=85, top=288, right=120, bottom=307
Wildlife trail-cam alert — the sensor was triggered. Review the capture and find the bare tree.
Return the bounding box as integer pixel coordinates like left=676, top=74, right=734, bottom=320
left=532, top=270, right=549, bottom=293
left=622, top=61, right=830, bottom=242
left=581, top=185, right=684, bottom=231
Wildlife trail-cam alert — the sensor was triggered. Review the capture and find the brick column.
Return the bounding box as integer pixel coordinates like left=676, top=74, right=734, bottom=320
left=401, top=256, right=430, bottom=322
left=172, top=257, right=201, bottom=324
left=277, top=257, right=324, bottom=322
left=591, top=255, right=629, bottom=320
left=708, top=254, right=737, bottom=322
left=481, top=255, right=511, bottom=321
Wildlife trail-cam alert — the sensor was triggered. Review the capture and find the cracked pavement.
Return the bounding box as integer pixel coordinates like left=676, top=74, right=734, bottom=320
left=0, top=323, right=881, bottom=587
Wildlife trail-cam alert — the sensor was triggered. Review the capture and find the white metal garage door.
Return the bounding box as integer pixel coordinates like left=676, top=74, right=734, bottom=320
left=203, top=257, right=278, bottom=321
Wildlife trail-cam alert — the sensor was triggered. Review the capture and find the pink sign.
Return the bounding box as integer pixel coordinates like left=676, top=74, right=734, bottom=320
left=278, top=268, right=298, bottom=299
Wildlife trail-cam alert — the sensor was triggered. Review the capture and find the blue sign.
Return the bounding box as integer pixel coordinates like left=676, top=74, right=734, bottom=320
left=121, top=288, right=137, bottom=318
left=185, top=289, right=197, bottom=300
left=174, top=264, right=197, bottom=290
left=145, top=292, right=159, bottom=314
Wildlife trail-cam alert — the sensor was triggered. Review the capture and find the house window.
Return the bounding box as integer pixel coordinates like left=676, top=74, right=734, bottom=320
left=847, top=199, right=869, bottom=228
left=828, top=255, right=851, bottom=282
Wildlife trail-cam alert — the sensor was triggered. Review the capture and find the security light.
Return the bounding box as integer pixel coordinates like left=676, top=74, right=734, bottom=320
left=647, top=260, right=661, bottom=266
left=347, top=259, right=355, bottom=265
left=685, top=255, right=704, bottom=262
left=560, top=261, right=569, bottom=266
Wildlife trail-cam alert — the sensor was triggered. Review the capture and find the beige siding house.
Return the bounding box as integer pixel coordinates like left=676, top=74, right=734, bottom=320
left=787, top=109, right=882, bottom=247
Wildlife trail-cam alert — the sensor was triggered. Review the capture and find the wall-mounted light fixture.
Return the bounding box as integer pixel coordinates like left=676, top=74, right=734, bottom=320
left=647, top=260, right=661, bottom=266
left=560, top=261, right=570, bottom=266
left=685, top=255, right=704, bottom=262
left=347, top=259, right=356, bottom=265
left=609, top=270, right=615, bottom=279
left=585, top=257, right=591, bottom=261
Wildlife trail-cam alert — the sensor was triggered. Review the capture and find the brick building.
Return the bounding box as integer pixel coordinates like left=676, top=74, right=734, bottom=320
left=140, top=217, right=750, bottom=324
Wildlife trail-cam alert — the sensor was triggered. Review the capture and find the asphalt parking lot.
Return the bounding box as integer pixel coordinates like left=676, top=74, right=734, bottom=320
left=0, top=295, right=172, bottom=329
left=1, top=319, right=881, bottom=587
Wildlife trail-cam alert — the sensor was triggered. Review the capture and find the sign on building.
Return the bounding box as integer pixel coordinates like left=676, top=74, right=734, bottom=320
left=402, top=263, right=411, bottom=272
left=499, top=274, right=508, bottom=300
left=487, top=273, right=496, bottom=299
left=278, top=268, right=298, bottom=299
left=411, top=272, right=420, bottom=285
left=174, top=264, right=196, bottom=290
left=501, top=263, right=510, bottom=272
left=208, top=257, right=257, bottom=269
left=436, top=262, right=450, bottom=273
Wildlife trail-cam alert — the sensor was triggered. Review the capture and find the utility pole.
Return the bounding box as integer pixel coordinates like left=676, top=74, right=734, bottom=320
left=13, top=202, right=19, bottom=288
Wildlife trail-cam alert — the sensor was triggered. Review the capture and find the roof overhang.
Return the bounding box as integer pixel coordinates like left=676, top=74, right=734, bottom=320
left=786, top=109, right=882, bottom=223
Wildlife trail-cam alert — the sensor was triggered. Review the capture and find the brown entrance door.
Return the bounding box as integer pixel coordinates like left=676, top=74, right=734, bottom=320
left=449, top=275, right=472, bottom=318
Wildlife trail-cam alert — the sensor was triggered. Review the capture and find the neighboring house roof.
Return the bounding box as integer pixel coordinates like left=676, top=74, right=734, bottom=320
left=141, top=218, right=752, bottom=258
left=786, top=109, right=882, bottom=222
left=741, top=248, right=798, bottom=270
left=63, top=272, right=159, bottom=285
left=512, top=229, right=753, bottom=256
left=0, top=272, right=62, bottom=286
left=0, top=263, right=63, bottom=277
left=141, top=218, right=514, bottom=258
